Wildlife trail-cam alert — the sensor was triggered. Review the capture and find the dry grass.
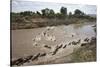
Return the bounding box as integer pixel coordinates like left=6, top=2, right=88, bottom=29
left=70, top=42, right=96, bottom=62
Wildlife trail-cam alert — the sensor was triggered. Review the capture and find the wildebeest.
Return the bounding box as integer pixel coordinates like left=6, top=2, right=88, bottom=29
left=58, top=44, right=63, bottom=49
left=44, top=45, right=51, bottom=49
left=12, top=58, right=24, bottom=66
left=32, top=53, right=40, bottom=61
left=89, top=37, right=96, bottom=45
left=24, top=55, right=33, bottom=63
left=84, top=38, right=89, bottom=42
left=40, top=53, right=46, bottom=57
left=63, top=45, right=67, bottom=48
left=12, top=55, right=34, bottom=66
left=77, top=39, right=81, bottom=44
left=42, top=32, right=46, bottom=36
left=72, top=35, right=74, bottom=37
left=91, top=37, right=96, bottom=41
left=68, top=42, right=71, bottom=45
left=52, top=48, right=59, bottom=55
left=72, top=41, right=77, bottom=45
left=52, top=44, right=63, bottom=55
left=81, top=43, right=87, bottom=46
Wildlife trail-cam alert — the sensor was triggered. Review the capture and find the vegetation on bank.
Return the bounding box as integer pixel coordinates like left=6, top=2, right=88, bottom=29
left=11, top=7, right=96, bottom=30
left=70, top=37, right=96, bottom=62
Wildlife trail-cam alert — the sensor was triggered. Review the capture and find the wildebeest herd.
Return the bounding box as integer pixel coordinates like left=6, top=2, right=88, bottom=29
left=11, top=36, right=96, bottom=66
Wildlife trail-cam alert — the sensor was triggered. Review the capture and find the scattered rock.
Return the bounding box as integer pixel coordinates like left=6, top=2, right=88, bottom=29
left=92, top=25, right=96, bottom=27
left=45, top=35, right=56, bottom=41
left=33, top=42, right=38, bottom=46
left=35, top=36, right=41, bottom=41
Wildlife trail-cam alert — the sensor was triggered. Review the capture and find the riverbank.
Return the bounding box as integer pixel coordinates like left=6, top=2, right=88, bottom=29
left=11, top=18, right=96, bottom=30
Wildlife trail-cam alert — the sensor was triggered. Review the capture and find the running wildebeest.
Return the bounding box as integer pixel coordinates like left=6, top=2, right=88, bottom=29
left=68, top=42, right=71, bottom=45
left=63, top=45, right=67, bottom=48
left=77, top=39, right=81, bottom=44
left=81, top=43, right=87, bottom=46
left=12, top=57, right=24, bottom=66
left=43, top=32, right=46, bottom=36
left=12, top=55, right=34, bottom=66
left=40, top=53, right=46, bottom=57
left=58, top=44, right=63, bottom=49
left=44, top=45, right=51, bottom=49
left=52, top=44, right=63, bottom=55
left=24, top=55, right=33, bottom=63
left=84, top=38, right=89, bottom=42
left=72, top=35, right=74, bottom=37
left=91, top=37, right=96, bottom=41
left=72, top=41, right=77, bottom=45
left=32, top=53, right=40, bottom=61
left=89, top=37, right=96, bottom=45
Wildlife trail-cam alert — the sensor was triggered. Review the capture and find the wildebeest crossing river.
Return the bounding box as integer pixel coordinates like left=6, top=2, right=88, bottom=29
left=11, top=22, right=96, bottom=66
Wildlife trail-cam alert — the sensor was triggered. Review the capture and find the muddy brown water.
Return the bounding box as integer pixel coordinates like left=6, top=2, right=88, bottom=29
left=11, top=22, right=96, bottom=65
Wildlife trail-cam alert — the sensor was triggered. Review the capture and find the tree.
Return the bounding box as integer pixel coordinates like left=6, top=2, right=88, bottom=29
left=41, top=8, right=55, bottom=18
left=48, top=9, right=55, bottom=18
left=49, top=9, right=55, bottom=15
left=41, top=8, right=50, bottom=17
left=69, top=12, right=72, bottom=18
left=36, top=11, right=41, bottom=16
left=60, top=7, right=67, bottom=15
left=55, top=13, right=62, bottom=19
left=41, top=9, right=46, bottom=17
left=20, top=11, right=33, bottom=16
left=74, top=9, right=85, bottom=18
left=60, top=7, right=67, bottom=19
